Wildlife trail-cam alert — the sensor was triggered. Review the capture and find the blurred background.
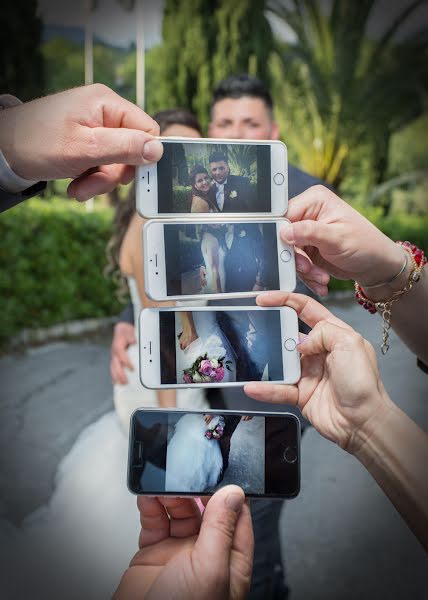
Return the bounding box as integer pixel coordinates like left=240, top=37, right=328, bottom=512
left=1, top=0, right=427, bottom=344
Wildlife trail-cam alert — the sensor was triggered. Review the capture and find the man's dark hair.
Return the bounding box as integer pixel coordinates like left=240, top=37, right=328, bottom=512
left=208, top=151, right=228, bottom=164
left=152, top=108, right=202, bottom=135
left=211, top=73, right=273, bottom=114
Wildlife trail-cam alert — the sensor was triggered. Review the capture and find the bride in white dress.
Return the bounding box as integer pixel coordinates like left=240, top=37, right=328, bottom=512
left=165, top=413, right=224, bottom=492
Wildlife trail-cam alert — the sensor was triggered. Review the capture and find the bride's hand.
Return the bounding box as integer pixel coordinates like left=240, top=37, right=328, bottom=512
left=180, top=327, right=198, bottom=350
left=179, top=312, right=199, bottom=350
left=244, top=292, right=393, bottom=455
left=114, top=487, right=253, bottom=600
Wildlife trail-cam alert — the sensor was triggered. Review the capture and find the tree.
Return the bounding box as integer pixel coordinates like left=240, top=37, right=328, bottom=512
left=269, top=0, right=428, bottom=197
left=0, top=0, right=44, bottom=100
left=146, top=0, right=275, bottom=131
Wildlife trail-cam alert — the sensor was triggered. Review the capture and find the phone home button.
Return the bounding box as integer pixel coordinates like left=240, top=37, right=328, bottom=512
left=280, top=249, right=291, bottom=263
left=284, top=338, right=296, bottom=352
left=273, top=172, right=285, bottom=185
left=283, top=446, right=297, bottom=464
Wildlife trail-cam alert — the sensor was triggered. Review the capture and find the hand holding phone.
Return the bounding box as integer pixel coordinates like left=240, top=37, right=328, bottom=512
left=128, top=409, right=300, bottom=498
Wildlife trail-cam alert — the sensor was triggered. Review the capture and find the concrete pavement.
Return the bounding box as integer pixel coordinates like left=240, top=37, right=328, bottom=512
left=0, top=300, right=427, bottom=598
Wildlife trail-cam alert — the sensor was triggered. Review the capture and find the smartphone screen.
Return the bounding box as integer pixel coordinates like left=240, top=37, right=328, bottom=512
left=160, top=309, right=285, bottom=385
left=163, top=221, right=280, bottom=296
left=128, top=410, right=300, bottom=498
left=157, top=141, right=272, bottom=214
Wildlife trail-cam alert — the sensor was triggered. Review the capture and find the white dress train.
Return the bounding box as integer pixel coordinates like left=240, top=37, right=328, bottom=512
left=5, top=278, right=210, bottom=599
left=165, top=414, right=223, bottom=492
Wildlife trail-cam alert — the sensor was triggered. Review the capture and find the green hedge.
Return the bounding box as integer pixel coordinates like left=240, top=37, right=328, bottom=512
left=0, top=199, right=123, bottom=345
left=1, top=199, right=427, bottom=345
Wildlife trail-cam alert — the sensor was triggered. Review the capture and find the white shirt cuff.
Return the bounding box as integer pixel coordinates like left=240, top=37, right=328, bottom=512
left=0, top=150, right=38, bottom=193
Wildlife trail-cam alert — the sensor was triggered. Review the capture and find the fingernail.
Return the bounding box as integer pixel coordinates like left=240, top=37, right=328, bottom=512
left=296, top=333, right=309, bottom=349
left=143, top=139, right=163, bottom=160
left=226, top=492, right=244, bottom=513
left=281, top=225, right=294, bottom=244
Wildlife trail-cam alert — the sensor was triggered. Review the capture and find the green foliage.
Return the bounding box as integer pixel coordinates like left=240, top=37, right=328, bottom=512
left=173, top=187, right=193, bottom=213
left=0, top=200, right=124, bottom=345
left=42, top=38, right=84, bottom=94
left=0, top=0, right=43, bottom=100
left=269, top=0, right=428, bottom=196
left=145, top=0, right=274, bottom=130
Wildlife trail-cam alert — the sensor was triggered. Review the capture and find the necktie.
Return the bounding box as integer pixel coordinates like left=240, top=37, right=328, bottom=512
left=216, top=183, right=225, bottom=211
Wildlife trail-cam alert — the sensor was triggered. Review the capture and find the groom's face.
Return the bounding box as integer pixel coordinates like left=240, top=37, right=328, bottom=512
left=208, top=96, right=280, bottom=140
left=210, top=161, right=230, bottom=184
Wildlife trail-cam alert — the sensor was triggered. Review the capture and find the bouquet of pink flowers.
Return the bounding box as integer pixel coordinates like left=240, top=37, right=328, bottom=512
left=205, top=416, right=225, bottom=440
left=182, top=353, right=232, bottom=384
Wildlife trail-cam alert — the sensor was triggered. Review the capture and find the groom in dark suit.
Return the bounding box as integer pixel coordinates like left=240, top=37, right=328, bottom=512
left=208, top=151, right=255, bottom=212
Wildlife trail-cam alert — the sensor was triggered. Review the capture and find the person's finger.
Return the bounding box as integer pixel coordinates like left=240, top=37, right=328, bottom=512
left=137, top=496, right=171, bottom=547
left=88, top=127, right=164, bottom=167
left=193, top=485, right=246, bottom=578
left=297, top=320, right=361, bottom=357
left=295, top=250, right=330, bottom=285
left=113, top=342, right=134, bottom=372
left=228, top=500, right=254, bottom=595
left=256, top=292, right=349, bottom=330
left=159, top=496, right=202, bottom=538
left=99, top=88, right=160, bottom=135
left=281, top=220, right=332, bottom=251
left=285, top=185, right=336, bottom=222
left=68, top=164, right=135, bottom=201
left=244, top=382, right=299, bottom=405
left=297, top=275, right=329, bottom=297
left=110, top=356, right=128, bottom=385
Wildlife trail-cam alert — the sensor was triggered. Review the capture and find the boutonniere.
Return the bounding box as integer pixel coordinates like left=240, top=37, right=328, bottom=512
left=229, top=190, right=238, bottom=198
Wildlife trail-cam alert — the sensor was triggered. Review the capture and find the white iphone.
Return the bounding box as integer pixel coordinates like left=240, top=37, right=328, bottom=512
left=136, top=137, right=288, bottom=218
left=139, top=305, right=301, bottom=389
left=143, top=218, right=296, bottom=301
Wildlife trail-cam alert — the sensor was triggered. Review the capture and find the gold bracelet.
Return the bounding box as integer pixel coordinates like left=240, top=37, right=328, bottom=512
left=355, top=242, right=427, bottom=354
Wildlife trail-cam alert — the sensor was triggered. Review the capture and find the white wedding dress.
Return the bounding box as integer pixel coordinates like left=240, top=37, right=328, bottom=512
left=176, top=309, right=237, bottom=384
left=4, top=278, right=209, bottom=600
left=114, top=279, right=209, bottom=431
left=165, top=414, right=223, bottom=492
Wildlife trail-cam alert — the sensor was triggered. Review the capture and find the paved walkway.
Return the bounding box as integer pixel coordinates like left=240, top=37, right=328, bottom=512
left=0, top=300, right=427, bottom=598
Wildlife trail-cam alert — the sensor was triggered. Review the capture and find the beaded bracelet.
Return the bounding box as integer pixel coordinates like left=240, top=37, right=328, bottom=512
left=355, top=241, right=427, bottom=355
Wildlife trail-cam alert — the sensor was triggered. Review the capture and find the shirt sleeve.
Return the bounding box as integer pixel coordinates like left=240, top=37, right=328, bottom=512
left=0, top=94, right=46, bottom=212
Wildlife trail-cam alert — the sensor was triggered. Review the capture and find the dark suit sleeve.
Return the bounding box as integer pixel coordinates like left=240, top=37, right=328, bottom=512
left=0, top=181, right=47, bottom=213
left=118, top=302, right=135, bottom=325
left=288, top=163, right=335, bottom=198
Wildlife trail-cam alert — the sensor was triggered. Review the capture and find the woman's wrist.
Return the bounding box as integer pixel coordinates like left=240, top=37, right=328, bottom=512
left=349, top=392, right=397, bottom=465
left=358, top=240, right=408, bottom=299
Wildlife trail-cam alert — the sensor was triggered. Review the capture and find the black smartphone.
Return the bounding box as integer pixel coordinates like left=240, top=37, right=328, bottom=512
left=128, top=409, right=300, bottom=499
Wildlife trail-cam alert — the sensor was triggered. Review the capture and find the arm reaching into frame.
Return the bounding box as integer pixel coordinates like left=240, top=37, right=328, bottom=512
left=245, top=291, right=428, bottom=552
left=286, top=186, right=428, bottom=364
left=0, top=84, right=163, bottom=204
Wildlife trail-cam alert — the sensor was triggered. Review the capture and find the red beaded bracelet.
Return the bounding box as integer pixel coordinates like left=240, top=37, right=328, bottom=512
left=354, top=241, right=427, bottom=354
